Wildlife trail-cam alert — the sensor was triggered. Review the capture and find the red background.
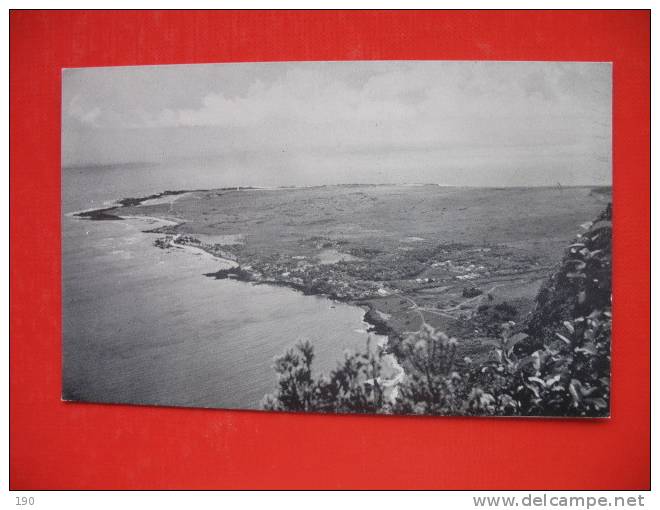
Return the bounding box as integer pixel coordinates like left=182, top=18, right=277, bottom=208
left=10, top=10, right=650, bottom=490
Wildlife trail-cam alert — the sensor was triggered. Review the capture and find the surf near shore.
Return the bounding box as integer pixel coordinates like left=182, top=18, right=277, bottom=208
left=72, top=184, right=609, bottom=402
left=72, top=189, right=405, bottom=397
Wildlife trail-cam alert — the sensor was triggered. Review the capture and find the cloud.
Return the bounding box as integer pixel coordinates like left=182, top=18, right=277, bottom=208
left=65, top=62, right=608, bottom=130
left=61, top=61, right=611, bottom=185
left=114, top=63, right=606, bottom=154
left=144, top=68, right=420, bottom=129
left=66, top=95, right=103, bottom=126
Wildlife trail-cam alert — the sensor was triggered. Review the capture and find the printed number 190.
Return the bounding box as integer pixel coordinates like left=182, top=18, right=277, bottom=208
left=16, top=497, right=34, bottom=506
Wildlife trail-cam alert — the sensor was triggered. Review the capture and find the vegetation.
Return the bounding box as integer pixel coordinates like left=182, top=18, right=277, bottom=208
left=115, top=184, right=609, bottom=344
left=462, top=286, right=483, bottom=298
left=263, top=205, right=611, bottom=417
left=262, top=338, right=387, bottom=414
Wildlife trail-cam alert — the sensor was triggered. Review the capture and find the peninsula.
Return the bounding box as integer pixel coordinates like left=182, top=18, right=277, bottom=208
left=76, top=184, right=611, bottom=363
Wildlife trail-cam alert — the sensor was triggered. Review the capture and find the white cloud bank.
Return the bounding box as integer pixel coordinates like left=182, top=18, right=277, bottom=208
left=62, top=61, right=611, bottom=186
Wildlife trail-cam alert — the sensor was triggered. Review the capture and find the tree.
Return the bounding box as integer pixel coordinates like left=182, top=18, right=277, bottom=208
left=263, top=338, right=388, bottom=414
left=264, top=205, right=611, bottom=418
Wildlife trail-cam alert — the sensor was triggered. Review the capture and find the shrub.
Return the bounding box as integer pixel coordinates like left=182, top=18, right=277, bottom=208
left=462, top=286, right=483, bottom=298
left=261, top=340, right=318, bottom=412
left=263, top=338, right=389, bottom=414
left=263, top=312, right=610, bottom=417
left=263, top=204, right=611, bottom=417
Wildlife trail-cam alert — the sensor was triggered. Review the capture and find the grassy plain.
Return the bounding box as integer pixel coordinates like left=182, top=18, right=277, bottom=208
left=114, top=184, right=611, bottom=360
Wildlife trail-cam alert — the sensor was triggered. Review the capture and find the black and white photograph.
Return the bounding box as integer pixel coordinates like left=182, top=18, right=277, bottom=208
left=62, top=60, right=612, bottom=417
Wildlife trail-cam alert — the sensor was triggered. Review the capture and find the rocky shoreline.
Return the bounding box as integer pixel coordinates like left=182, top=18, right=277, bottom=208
left=73, top=184, right=610, bottom=372
left=74, top=193, right=399, bottom=346
left=203, top=265, right=396, bottom=339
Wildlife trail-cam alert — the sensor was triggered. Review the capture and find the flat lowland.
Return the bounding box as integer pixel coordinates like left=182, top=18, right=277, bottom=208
left=103, top=184, right=611, bottom=361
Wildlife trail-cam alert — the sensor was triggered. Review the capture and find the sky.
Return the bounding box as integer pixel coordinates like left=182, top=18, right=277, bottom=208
left=62, top=60, right=611, bottom=187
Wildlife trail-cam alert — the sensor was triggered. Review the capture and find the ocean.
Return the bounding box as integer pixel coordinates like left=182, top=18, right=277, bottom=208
left=62, top=163, right=381, bottom=410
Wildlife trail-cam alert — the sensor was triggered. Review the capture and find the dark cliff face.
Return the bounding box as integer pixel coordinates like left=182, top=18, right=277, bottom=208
left=524, top=203, right=612, bottom=351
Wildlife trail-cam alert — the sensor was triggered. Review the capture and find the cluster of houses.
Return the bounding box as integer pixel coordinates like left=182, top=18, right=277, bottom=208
left=247, top=252, right=393, bottom=300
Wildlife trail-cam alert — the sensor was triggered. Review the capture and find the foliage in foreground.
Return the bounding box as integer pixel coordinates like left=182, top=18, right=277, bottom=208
left=262, top=338, right=387, bottom=414
left=263, top=205, right=611, bottom=417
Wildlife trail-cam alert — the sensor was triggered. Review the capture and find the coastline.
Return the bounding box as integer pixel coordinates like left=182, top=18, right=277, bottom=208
left=203, top=265, right=396, bottom=339
left=69, top=184, right=611, bottom=409
left=72, top=191, right=404, bottom=388
left=201, top=265, right=405, bottom=396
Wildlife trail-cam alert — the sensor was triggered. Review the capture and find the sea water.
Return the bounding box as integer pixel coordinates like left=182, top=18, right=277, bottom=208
left=62, top=164, right=382, bottom=410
